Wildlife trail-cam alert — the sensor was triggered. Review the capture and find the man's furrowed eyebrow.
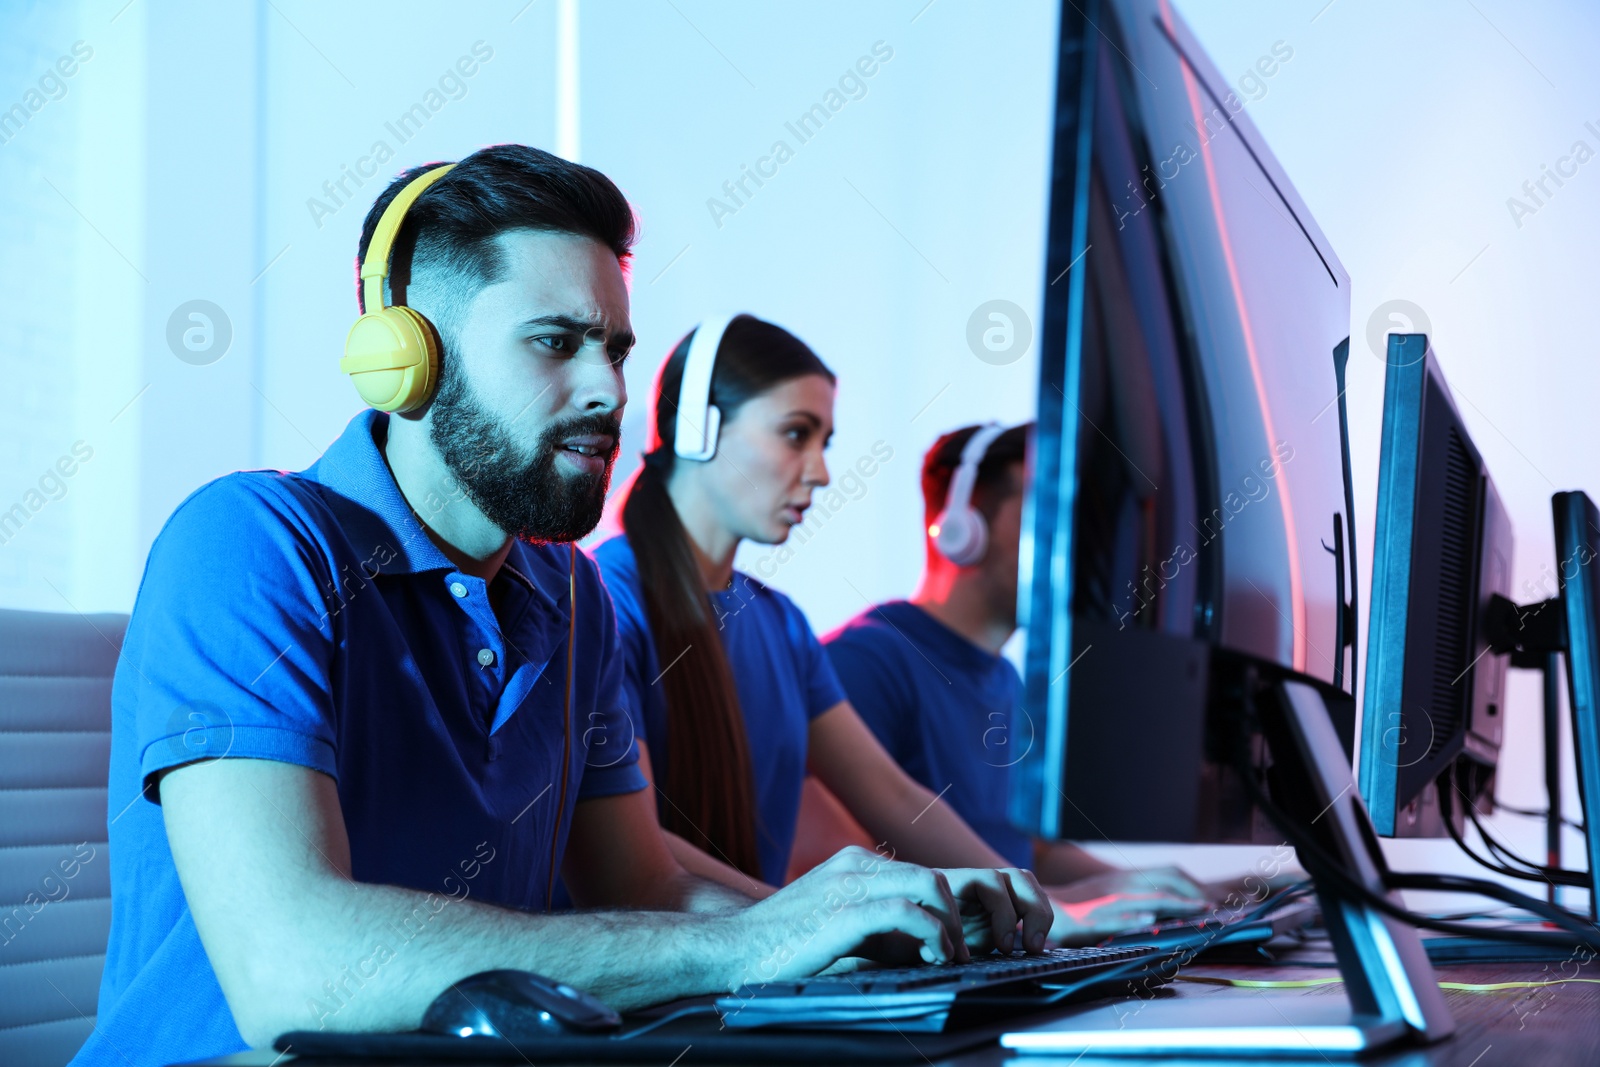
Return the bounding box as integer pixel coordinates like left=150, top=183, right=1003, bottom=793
left=517, top=313, right=636, bottom=349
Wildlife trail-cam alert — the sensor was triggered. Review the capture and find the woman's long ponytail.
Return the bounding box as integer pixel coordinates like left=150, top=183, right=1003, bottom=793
left=619, top=315, right=834, bottom=879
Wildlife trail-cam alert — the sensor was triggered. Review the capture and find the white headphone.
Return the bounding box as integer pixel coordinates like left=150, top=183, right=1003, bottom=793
left=930, top=422, right=1007, bottom=566
left=673, top=313, right=739, bottom=461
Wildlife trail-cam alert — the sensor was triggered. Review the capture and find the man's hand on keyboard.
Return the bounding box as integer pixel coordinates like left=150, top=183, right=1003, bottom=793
left=725, top=846, right=1055, bottom=989
left=943, top=864, right=1054, bottom=955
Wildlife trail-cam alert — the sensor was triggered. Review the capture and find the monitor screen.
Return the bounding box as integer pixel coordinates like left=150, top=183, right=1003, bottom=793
left=1360, top=334, right=1512, bottom=837
left=1552, top=491, right=1600, bottom=888
left=1015, top=0, right=1353, bottom=841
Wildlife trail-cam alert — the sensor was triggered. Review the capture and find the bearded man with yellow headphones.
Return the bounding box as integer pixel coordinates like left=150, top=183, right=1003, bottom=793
left=81, top=144, right=1053, bottom=1067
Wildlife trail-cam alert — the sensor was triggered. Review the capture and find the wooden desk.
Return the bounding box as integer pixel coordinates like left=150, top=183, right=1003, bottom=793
left=178, top=952, right=1600, bottom=1067
left=946, top=952, right=1600, bottom=1067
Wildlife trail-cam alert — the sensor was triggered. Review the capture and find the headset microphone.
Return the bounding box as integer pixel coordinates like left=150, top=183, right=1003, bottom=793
left=931, top=422, right=1007, bottom=567
left=341, top=163, right=456, bottom=413
left=673, top=313, right=739, bottom=461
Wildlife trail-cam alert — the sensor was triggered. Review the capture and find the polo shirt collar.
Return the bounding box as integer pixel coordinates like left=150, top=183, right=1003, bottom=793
left=304, top=409, right=573, bottom=615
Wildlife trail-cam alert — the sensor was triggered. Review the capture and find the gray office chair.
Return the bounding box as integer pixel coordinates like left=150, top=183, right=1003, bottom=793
left=0, top=608, right=127, bottom=1067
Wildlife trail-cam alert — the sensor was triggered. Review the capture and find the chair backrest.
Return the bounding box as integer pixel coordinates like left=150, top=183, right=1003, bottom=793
left=0, top=608, right=128, bottom=1067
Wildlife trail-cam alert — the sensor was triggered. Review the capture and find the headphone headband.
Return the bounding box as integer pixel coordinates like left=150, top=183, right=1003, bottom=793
left=360, top=163, right=456, bottom=314
left=944, top=422, right=1007, bottom=516
left=674, top=313, right=739, bottom=461
left=931, top=422, right=1007, bottom=567
left=342, top=164, right=455, bottom=413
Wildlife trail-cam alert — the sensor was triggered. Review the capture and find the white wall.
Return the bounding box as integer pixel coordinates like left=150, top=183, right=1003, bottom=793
left=1, top=2, right=144, bottom=612
left=1109, top=0, right=1600, bottom=907
left=4, top=0, right=1596, bottom=902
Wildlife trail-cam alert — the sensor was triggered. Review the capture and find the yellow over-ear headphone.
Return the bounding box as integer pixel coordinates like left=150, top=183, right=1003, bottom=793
left=341, top=163, right=456, bottom=412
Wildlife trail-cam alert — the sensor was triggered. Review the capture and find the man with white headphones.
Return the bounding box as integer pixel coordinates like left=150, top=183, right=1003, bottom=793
left=819, top=422, right=1212, bottom=934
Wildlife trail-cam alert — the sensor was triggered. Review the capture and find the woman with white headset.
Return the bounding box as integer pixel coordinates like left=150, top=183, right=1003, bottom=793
left=589, top=313, right=1200, bottom=941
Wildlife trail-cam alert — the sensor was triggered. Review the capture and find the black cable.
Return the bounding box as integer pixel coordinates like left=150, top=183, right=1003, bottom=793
left=1228, top=697, right=1600, bottom=953
left=1469, top=821, right=1563, bottom=883
left=1181, top=879, right=1317, bottom=932
left=1439, top=766, right=1590, bottom=889
left=1460, top=808, right=1588, bottom=889
left=1487, top=802, right=1587, bottom=835
left=1332, top=336, right=1359, bottom=699
left=1439, top=768, right=1531, bottom=880
left=1473, top=816, right=1546, bottom=874
left=1257, top=775, right=1599, bottom=949
left=1440, top=794, right=1552, bottom=887
left=1451, top=766, right=1590, bottom=884
left=618, top=1001, right=721, bottom=1040
left=861, top=882, right=1327, bottom=1014
left=1467, top=803, right=1588, bottom=884
left=1019, top=880, right=1325, bottom=1003
left=1389, top=871, right=1599, bottom=930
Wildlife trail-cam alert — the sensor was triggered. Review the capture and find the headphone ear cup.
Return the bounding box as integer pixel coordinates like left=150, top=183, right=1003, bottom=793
left=935, top=508, right=989, bottom=567
left=676, top=403, right=723, bottom=461
left=701, top=404, right=722, bottom=459
left=341, top=305, right=440, bottom=413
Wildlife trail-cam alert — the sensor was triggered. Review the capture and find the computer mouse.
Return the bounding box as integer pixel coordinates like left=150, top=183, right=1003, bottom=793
left=420, top=968, right=622, bottom=1040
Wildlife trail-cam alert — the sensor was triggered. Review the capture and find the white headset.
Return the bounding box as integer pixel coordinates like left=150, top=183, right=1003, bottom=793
left=930, top=422, right=1007, bottom=566
left=673, top=313, right=739, bottom=461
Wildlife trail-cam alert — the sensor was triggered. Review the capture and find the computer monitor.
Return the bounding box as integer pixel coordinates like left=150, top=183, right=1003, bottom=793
left=1552, top=491, right=1600, bottom=899
left=1359, top=334, right=1513, bottom=838
left=1451, top=491, right=1600, bottom=911
left=1014, top=0, right=1356, bottom=842
left=1005, top=1, right=1468, bottom=1051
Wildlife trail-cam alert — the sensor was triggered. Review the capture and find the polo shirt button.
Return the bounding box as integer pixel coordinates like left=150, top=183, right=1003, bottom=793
left=450, top=581, right=469, bottom=598
left=477, top=648, right=496, bottom=667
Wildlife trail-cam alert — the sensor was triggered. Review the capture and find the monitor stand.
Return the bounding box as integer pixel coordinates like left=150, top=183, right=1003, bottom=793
left=1487, top=518, right=1600, bottom=921
left=1003, top=680, right=1456, bottom=1058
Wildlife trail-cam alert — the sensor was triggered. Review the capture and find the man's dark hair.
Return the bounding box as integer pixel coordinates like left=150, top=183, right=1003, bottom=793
left=921, top=422, right=1033, bottom=521
left=354, top=144, right=636, bottom=339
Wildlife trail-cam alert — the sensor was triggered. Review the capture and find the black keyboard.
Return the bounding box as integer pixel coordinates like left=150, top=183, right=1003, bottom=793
left=1098, top=899, right=1321, bottom=954
left=734, top=944, right=1160, bottom=997
left=716, top=945, right=1164, bottom=1030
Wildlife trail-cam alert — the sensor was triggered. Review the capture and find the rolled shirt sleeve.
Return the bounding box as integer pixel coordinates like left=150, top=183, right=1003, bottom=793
left=121, top=475, right=340, bottom=801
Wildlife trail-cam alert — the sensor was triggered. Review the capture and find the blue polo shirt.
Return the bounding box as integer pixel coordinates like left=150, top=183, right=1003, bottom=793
left=823, top=601, right=1033, bottom=869
left=75, top=409, right=645, bottom=1067
left=591, top=534, right=845, bottom=887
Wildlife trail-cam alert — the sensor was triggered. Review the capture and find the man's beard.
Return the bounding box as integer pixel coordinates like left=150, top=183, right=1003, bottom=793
left=428, top=365, right=620, bottom=544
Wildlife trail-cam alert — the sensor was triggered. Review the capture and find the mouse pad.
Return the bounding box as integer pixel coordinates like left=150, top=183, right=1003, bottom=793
left=274, top=1027, right=1003, bottom=1063
left=274, top=1006, right=1035, bottom=1063
left=272, top=958, right=1178, bottom=1062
